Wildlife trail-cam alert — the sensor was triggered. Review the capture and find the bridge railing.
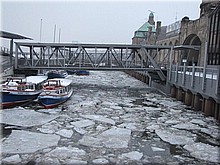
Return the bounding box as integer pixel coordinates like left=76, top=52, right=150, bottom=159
left=169, top=64, right=220, bottom=102
left=14, top=42, right=172, bottom=74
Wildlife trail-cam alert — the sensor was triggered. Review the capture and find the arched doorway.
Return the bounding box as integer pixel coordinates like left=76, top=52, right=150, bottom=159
left=182, top=34, right=201, bottom=65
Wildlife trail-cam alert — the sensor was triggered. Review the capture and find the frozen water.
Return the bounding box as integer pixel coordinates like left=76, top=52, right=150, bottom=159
left=92, top=158, right=109, bottom=164
left=55, top=129, right=73, bottom=138
left=45, top=146, right=86, bottom=163
left=73, top=127, right=87, bottom=135
left=37, top=120, right=61, bottom=134
left=99, top=127, right=131, bottom=148
left=190, top=119, right=206, bottom=126
left=0, top=109, right=58, bottom=127
left=151, top=146, right=166, bottom=152
left=70, top=119, right=95, bottom=128
left=200, top=127, right=220, bottom=139
left=2, top=130, right=60, bottom=154
left=1, top=71, right=220, bottom=164
left=120, top=151, right=143, bottom=161
left=117, top=123, right=137, bottom=131
left=79, top=127, right=131, bottom=148
left=155, top=128, right=196, bottom=145
left=172, top=122, right=201, bottom=130
left=184, top=142, right=220, bottom=163
left=81, top=114, right=115, bottom=125
left=2, top=154, right=21, bottom=164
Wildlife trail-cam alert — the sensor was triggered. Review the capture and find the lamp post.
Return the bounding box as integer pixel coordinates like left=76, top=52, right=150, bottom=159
left=40, top=19, right=42, bottom=42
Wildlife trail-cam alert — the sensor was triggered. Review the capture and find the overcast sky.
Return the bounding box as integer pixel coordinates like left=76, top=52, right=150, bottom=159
left=1, top=0, right=201, bottom=46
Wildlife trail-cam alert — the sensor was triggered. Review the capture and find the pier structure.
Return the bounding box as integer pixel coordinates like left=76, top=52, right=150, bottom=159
left=130, top=0, right=220, bottom=122
left=14, top=42, right=173, bottom=82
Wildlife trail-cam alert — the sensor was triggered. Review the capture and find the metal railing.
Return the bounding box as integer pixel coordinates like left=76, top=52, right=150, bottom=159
left=169, top=63, right=220, bottom=102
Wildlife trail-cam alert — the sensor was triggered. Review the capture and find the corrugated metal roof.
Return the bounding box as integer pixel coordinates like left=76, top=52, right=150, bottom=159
left=0, top=30, right=32, bottom=40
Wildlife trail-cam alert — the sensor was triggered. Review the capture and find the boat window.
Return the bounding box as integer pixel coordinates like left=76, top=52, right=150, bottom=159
left=21, top=86, right=25, bottom=91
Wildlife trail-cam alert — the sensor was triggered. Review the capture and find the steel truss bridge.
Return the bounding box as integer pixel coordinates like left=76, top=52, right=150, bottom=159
left=15, top=43, right=173, bottom=81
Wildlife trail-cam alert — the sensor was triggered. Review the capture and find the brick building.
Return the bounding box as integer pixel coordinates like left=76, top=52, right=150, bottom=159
left=132, top=0, right=220, bottom=67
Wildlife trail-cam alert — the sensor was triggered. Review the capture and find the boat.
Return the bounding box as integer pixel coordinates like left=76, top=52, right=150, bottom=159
left=0, top=76, right=48, bottom=109
left=75, top=70, right=90, bottom=76
left=45, top=70, right=68, bottom=79
left=66, top=70, right=76, bottom=75
left=38, top=78, right=73, bottom=109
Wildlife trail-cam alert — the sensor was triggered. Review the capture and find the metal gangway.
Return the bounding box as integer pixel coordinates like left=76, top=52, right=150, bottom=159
left=14, top=42, right=173, bottom=81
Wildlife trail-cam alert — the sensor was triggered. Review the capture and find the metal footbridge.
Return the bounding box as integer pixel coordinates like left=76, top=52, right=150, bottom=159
left=15, top=42, right=173, bottom=81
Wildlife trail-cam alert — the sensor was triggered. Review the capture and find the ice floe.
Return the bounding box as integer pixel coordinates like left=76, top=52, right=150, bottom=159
left=70, top=119, right=95, bottom=128
left=0, top=109, right=58, bottom=127
left=184, top=142, right=220, bottom=163
left=155, top=128, right=196, bottom=145
left=120, top=151, right=143, bottom=161
left=55, top=129, right=73, bottom=138
left=92, top=158, right=109, bottom=164
left=2, top=154, right=21, bottom=164
left=37, top=120, right=61, bottom=134
left=79, top=127, right=131, bottom=148
left=81, top=115, right=115, bottom=125
left=2, top=130, right=60, bottom=154
left=172, top=122, right=201, bottom=130
left=151, top=146, right=166, bottom=152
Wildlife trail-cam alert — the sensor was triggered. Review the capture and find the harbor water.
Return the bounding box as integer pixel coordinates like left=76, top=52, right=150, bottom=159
left=1, top=71, right=220, bottom=165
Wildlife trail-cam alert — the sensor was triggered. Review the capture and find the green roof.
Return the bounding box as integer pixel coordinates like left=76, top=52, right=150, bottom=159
left=134, top=22, right=156, bottom=38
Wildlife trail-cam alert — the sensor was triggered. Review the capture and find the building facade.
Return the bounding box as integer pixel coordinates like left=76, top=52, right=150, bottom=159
left=131, top=0, right=220, bottom=122
left=132, top=0, right=220, bottom=67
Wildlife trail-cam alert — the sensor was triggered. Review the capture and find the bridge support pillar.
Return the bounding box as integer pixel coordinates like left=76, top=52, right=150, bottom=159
left=218, top=104, right=220, bottom=122
left=214, top=103, right=220, bottom=121
left=204, top=98, right=214, bottom=116
left=184, top=91, right=192, bottom=106
left=171, top=86, right=176, bottom=98
left=193, top=94, right=201, bottom=111
left=176, top=88, right=183, bottom=101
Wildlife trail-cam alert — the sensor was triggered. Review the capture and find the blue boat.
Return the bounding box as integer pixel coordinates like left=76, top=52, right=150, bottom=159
left=66, top=70, right=76, bottom=75
left=38, top=78, right=73, bottom=109
left=46, top=70, right=68, bottom=79
left=0, top=76, right=47, bottom=109
left=75, top=70, right=90, bottom=76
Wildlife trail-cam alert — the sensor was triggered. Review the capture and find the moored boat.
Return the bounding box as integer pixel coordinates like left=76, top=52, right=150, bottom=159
left=46, top=70, right=68, bottom=79
left=75, top=70, right=90, bottom=76
left=0, top=76, right=47, bottom=109
left=66, top=70, right=76, bottom=75
left=38, top=78, right=73, bottom=109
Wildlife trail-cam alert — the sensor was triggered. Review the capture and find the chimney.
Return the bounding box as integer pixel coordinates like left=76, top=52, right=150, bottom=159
left=156, top=21, right=161, bottom=36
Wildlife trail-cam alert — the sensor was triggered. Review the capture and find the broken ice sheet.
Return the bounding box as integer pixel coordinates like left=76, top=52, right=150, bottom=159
left=119, top=151, right=143, bottom=161
left=171, top=122, right=201, bottom=130
left=79, top=127, right=131, bottom=148
left=151, top=146, right=165, bottom=152
left=81, top=114, right=115, bottom=125
left=2, top=130, right=60, bottom=154
left=0, top=109, right=58, bottom=127
left=184, top=142, right=220, bottom=163
left=70, top=119, right=95, bottom=128
left=155, top=128, right=196, bottom=145
left=55, top=129, right=73, bottom=138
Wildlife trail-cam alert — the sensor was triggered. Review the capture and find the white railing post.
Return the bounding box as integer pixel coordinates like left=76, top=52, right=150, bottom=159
left=191, top=63, right=195, bottom=88
left=175, top=63, right=178, bottom=83
left=182, top=63, right=186, bottom=85
left=215, top=65, right=220, bottom=95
